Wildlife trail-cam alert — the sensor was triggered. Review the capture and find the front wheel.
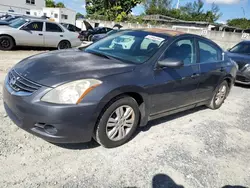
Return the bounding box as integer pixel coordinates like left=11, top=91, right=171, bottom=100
left=0, top=36, right=15, bottom=51
left=94, top=96, right=140, bottom=148
left=207, top=81, right=229, bottom=110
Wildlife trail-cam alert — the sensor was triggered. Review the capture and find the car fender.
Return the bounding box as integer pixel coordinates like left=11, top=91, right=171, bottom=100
left=95, top=85, right=151, bottom=128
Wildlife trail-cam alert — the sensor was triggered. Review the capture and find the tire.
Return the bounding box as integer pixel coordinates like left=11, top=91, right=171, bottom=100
left=0, top=36, right=15, bottom=51
left=88, top=35, right=93, bottom=42
left=58, top=40, right=71, bottom=50
left=94, top=96, right=140, bottom=148
left=207, top=81, right=229, bottom=110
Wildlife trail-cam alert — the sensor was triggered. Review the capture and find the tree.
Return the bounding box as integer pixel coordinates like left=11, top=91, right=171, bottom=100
left=228, top=18, right=250, bottom=29
left=76, top=12, right=84, bottom=19
left=144, top=0, right=172, bottom=15
left=45, top=0, right=65, bottom=8
left=86, top=0, right=142, bottom=22
left=144, top=0, right=222, bottom=23
left=46, top=0, right=55, bottom=7
left=56, top=2, right=65, bottom=8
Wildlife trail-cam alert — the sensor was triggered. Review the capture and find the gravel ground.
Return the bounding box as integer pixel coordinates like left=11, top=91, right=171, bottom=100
left=0, top=50, right=250, bottom=188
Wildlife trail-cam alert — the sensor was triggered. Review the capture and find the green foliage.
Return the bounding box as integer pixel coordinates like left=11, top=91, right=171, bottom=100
left=86, top=0, right=142, bottom=22
left=145, top=0, right=222, bottom=23
left=76, top=12, right=84, bottom=19
left=46, top=0, right=55, bottom=7
left=55, top=2, right=65, bottom=8
left=45, top=0, right=65, bottom=8
left=227, top=18, right=250, bottom=29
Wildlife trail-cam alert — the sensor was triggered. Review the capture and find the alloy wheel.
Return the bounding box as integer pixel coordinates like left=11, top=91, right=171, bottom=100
left=215, top=85, right=227, bottom=106
left=0, top=38, right=10, bottom=49
left=106, top=105, right=135, bottom=141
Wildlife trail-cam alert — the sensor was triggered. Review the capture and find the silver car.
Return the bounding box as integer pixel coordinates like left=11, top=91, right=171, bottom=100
left=0, top=18, right=82, bottom=50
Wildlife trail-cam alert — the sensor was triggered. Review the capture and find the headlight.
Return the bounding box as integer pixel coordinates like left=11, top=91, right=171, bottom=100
left=245, top=64, right=250, bottom=71
left=41, top=79, right=102, bottom=104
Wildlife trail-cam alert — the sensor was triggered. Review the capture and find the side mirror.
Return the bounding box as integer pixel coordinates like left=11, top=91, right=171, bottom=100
left=21, top=26, right=30, bottom=31
left=158, top=58, right=184, bottom=68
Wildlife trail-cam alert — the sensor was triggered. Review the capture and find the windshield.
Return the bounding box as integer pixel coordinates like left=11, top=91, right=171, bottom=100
left=85, top=30, right=168, bottom=64
left=9, top=18, right=27, bottom=28
left=229, top=42, right=250, bottom=54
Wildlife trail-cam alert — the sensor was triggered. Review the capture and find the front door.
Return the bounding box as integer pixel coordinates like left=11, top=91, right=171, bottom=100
left=44, top=22, right=64, bottom=47
left=150, top=37, right=200, bottom=115
left=195, top=39, right=226, bottom=102
left=18, top=21, right=44, bottom=47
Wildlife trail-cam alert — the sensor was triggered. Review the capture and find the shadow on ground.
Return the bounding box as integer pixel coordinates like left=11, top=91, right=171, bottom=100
left=151, top=173, right=248, bottom=188
left=53, top=139, right=100, bottom=150
left=11, top=46, right=55, bottom=51
left=140, top=105, right=207, bottom=133
left=152, top=174, right=184, bottom=188
left=235, top=83, right=250, bottom=89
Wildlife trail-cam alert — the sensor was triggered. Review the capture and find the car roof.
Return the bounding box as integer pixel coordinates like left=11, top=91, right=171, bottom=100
left=136, top=28, right=184, bottom=37
left=26, top=18, right=59, bottom=24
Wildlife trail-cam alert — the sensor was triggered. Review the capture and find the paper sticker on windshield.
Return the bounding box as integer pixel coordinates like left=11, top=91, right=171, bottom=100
left=145, top=35, right=165, bottom=42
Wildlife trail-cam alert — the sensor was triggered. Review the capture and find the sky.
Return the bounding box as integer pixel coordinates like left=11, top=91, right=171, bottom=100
left=55, top=0, right=250, bottom=22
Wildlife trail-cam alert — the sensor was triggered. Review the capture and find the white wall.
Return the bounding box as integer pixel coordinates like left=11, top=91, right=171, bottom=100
left=31, top=8, right=76, bottom=25
left=0, top=0, right=45, bottom=14
left=58, top=8, right=76, bottom=25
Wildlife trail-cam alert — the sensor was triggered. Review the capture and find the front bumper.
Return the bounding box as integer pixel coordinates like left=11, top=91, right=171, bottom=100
left=235, top=69, right=250, bottom=85
left=3, top=84, right=99, bottom=144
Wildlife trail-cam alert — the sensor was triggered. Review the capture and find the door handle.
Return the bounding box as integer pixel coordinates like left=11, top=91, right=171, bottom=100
left=60, top=35, right=64, bottom=37
left=191, top=73, right=200, bottom=78
left=38, top=34, right=43, bottom=36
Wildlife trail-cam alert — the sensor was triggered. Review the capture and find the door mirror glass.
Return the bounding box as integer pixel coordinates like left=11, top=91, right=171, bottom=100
left=158, top=58, right=184, bottom=68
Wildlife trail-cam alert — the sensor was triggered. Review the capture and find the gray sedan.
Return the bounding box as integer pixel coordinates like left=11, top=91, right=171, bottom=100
left=0, top=18, right=82, bottom=50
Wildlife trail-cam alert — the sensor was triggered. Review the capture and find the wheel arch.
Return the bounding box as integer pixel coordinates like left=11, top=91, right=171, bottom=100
left=94, top=86, right=150, bottom=131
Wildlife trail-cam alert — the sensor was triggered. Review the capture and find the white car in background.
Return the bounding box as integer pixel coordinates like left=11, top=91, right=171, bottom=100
left=0, top=18, right=82, bottom=50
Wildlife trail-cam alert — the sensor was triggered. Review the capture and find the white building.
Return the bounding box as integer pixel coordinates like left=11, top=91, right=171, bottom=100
left=31, top=8, right=76, bottom=25
left=0, top=0, right=45, bottom=15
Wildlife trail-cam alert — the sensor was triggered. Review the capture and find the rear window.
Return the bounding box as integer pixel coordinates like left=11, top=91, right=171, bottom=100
left=46, top=23, right=63, bottom=32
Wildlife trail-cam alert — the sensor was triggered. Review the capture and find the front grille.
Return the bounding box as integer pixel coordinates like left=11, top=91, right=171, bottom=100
left=8, top=70, right=41, bottom=93
left=236, top=61, right=247, bottom=71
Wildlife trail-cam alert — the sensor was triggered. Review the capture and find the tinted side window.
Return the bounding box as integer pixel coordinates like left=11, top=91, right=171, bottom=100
left=162, top=38, right=196, bottom=65
left=26, top=22, right=43, bottom=31
left=198, top=40, right=221, bottom=63
left=46, top=23, right=63, bottom=32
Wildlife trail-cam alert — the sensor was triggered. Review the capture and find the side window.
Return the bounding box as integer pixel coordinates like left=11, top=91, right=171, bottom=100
left=46, top=23, right=63, bottom=32
left=26, top=22, right=43, bottom=31
left=198, top=40, right=221, bottom=63
left=162, top=38, right=196, bottom=65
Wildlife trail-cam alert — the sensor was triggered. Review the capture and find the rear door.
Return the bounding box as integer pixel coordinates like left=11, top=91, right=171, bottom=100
left=18, top=21, right=44, bottom=46
left=195, top=38, right=226, bottom=102
left=44, top=22, right=64, bottom=47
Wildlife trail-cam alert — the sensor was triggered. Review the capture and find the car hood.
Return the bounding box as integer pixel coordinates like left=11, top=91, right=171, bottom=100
left=0, top=21, right=8, bottom=25
left=0, top=25, right=15, bottom=31
left=14, top=49, right=136, bottom=87
left=227, top=52, right=250, bottom=63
